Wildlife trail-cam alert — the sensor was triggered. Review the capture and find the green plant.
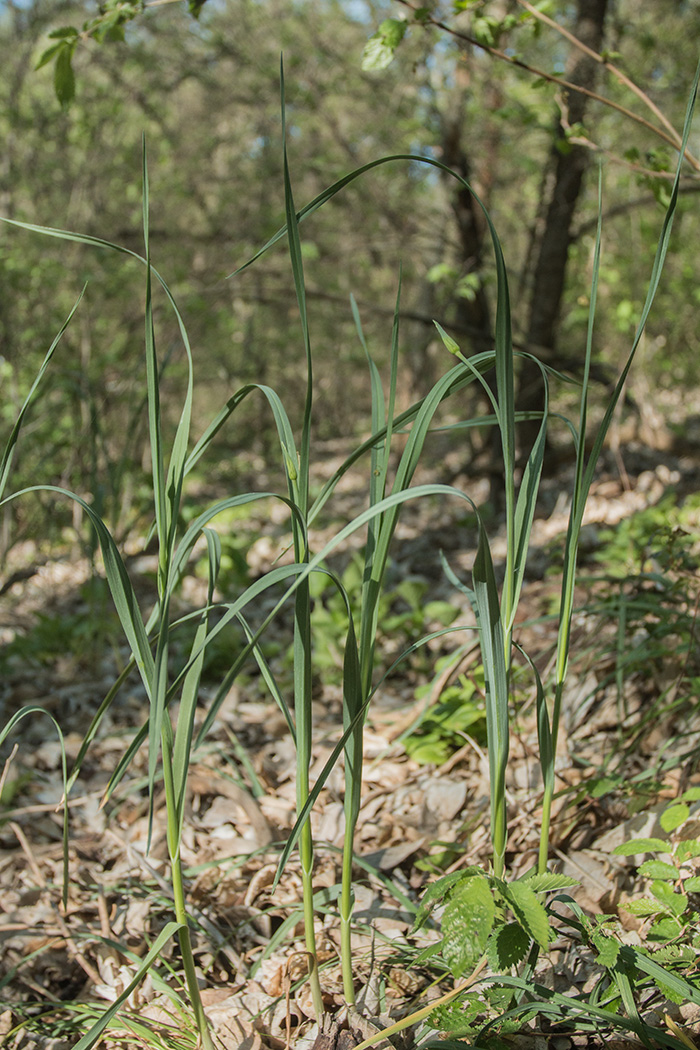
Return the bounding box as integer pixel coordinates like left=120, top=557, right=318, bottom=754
left=403, top=670, right=487, bottom=765
left=0, top=106, right=485, bottom=1037
left=339, top=59, right=700, bottom=1050
left=307, top=554, right=458, bottom=685
left=614, top=792, right=700, bottom=956
left=1, top=48, right=699, bottom=1050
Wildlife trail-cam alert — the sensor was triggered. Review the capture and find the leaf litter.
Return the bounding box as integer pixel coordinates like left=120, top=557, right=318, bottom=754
left=2, top=446, right=700, bottom=1049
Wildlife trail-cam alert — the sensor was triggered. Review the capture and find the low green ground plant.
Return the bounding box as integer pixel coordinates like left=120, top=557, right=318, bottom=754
left=307, top=553, right=459, bottom=685
left=403, top=671, right=487, bottom=766
left=1, top=64, right=700, bottom=1050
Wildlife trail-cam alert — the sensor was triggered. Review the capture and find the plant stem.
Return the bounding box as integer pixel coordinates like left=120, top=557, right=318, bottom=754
left=171, top=858, right=215, bottom=1050
left=340, top=824, right=355, bottom=1005
left=537, top=680, right=564, bottom=873
left=163, top=737, right=215, bottom=1050
left=298, top=758, right=325, bottom=1019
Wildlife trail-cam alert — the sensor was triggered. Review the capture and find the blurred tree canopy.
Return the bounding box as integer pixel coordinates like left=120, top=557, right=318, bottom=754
left=1, top=0, right=699, bottom=547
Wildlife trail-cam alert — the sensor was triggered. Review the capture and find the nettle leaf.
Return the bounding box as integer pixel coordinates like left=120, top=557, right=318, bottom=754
left=684, top=876, right=700, bottom=892
left=503, top=881, right=551, bottom=950
left=521, top=872, right=579, bottom=893
left=639, top=860, right=678, bottom=880
left=661, top=804, right=690, bottom=833
left=488, top=921, right=530, bottom=970
left=442, top=875, right=495, bottom=978
left=430, top=995, right=481, bottom=1035
left=612, top=837, right=670, bottom=856
left=361, top=18, right=407, bottom=72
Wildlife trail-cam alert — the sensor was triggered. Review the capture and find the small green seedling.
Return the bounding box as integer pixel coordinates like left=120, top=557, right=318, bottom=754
left=615, top=791, right=700, bottom=966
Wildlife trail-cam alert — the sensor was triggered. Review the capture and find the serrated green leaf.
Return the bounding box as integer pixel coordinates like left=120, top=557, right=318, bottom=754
left=682, top=788, right=700, bottom=803
left=649, top=943, right=695, bottom=965
left=488, top=921, right=530, bottom=969
left=48, top=25, right=79, bottom=39
left=621, top=898, right=663, bottom=916
left=442, top=875, right=495, bottom=978
left=676, top=839, right=700, bottom=863
left=35, top=42, right=64, bottom=70
left=684, top=876, right=700, bottom=892
left=648, top=915, right=683, bottom=940
left=639, top=860, right=678, bottom=880
left=661, top=804, right=690, bottom=833
left=521, top=872, right=579, bottom=893
left=612, top=837, right=670, bottom=856
left=650, top=880, right=687, bottom=917
left=669, top=894, right=688, bottom=918
left=655, top=980, right=685, bottom=1005
left=412, top=870, right=474, bottom=932
left=503, top=881, right=551, bottom=950
left=592, top=933, right=620, bottom=968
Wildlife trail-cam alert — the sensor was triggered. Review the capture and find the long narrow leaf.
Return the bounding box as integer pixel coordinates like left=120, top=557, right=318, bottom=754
left=1, top=486, right=154, bottom=690
left=0, top=285, right=86, bottom=501
left=72, top=922, right=183, bottom=1050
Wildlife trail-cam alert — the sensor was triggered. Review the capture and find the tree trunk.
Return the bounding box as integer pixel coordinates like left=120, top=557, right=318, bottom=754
left=520, top=0, right=610, bottom=445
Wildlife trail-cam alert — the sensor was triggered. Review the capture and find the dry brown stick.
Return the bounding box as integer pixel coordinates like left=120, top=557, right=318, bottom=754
left=1, top=792, right=98, bottom=820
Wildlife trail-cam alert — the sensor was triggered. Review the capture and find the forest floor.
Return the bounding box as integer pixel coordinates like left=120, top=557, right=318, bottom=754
left=2, top=436, right=700, bottom=1050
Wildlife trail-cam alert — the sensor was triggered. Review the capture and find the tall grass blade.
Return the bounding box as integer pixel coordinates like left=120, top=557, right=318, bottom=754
left=279, top=60, right=324, bottom=1018
left=471, top=522, right=510, bottom=876
left=2, top=486, right=154, bottom=688
left=540, top=65, right=699, bottom=870
left=0, top=286, right=85, bottom=502
left=72, top=921, right=184, bottom=1050
left=168, top=527, right=221, bottom=850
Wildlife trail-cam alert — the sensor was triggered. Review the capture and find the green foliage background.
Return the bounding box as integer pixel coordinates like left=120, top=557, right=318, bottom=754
left=1, top=0, right=700, bottom=547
